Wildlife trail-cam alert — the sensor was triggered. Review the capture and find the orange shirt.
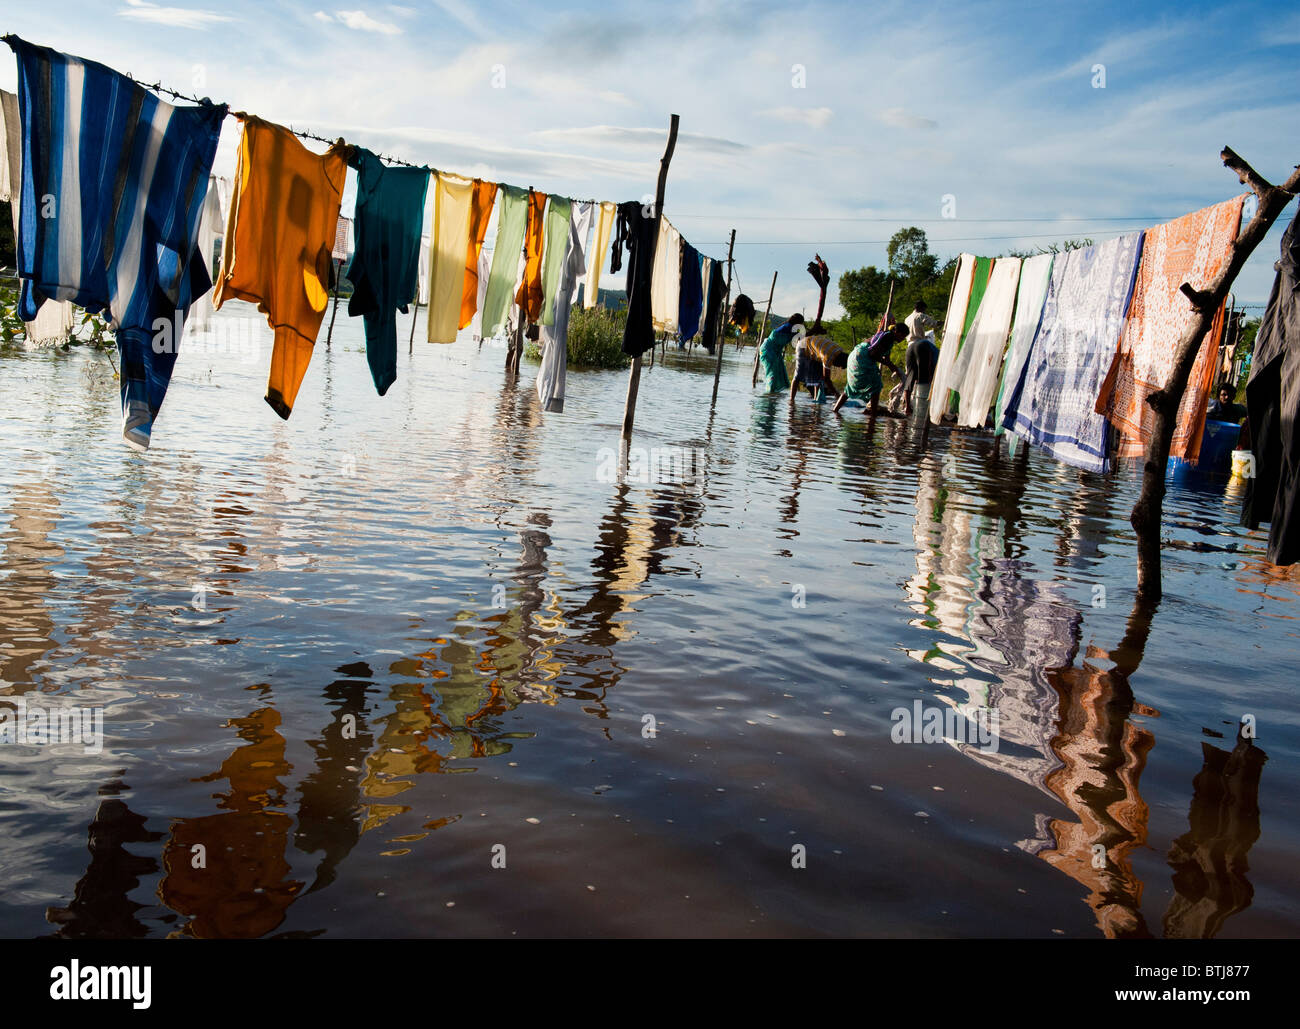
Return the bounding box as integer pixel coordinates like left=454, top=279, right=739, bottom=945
left=215, top=116, right=348, bottom=419
left=460, top=179, right=498, bottom=329
left=514, top=189, right=547, bottom=323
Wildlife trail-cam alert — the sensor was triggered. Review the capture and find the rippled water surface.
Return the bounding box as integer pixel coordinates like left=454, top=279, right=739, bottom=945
left=2, top=305, right=1297, bottom=938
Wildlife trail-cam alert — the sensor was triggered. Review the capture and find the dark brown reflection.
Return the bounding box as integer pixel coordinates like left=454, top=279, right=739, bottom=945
left=294, top=667, right=376, bottom=893
left=45, top=781, right=162, bottom=939
left=1163, top=732, right=1267, bottom=939
left=0, top=480, right=63, bottom=689
left=158, top=705, right=304, bottom=938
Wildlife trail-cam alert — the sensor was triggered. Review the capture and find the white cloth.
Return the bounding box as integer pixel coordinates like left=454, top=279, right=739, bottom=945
left=952, top=257, right=1022, bottom=427
left=417, top=234, right=431, bottom=306
left=650, top=217, right=680, bottom=333
left=537, top=201, right=593, bottom=413
left=995, top=253, right=1054, bottom=435
left=584, top=201, right=616, bottom=309
left=929, top=253, right=977, bottom=423
left=469, top=247, right=489, bottom=338
left=185, top=176, right=226, bottom=334
left=2, top=86, right=75, bottom=345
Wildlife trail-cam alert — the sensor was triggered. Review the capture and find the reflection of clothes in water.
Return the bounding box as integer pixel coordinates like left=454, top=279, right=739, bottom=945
left=844, top=341, right=883, bottom=402
left=215, top=116, right=347, bottom=419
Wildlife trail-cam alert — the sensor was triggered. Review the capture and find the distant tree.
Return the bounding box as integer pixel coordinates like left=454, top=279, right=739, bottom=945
left=838, top=265, right=891, bottom=320
left=887, top=227, right=939, bottom=282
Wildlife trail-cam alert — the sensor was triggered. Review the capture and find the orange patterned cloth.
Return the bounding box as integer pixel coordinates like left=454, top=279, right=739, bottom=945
left=1097, top=195, right=1244, bottom=461
left=514, top=188, right=547, bottom=322
left=460, top=179, right=498, bottom=329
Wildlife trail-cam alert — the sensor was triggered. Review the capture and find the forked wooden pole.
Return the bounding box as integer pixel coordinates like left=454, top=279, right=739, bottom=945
left=752, top=270, right=777, bottom=387
left=621, top=114, right=679, bottom=459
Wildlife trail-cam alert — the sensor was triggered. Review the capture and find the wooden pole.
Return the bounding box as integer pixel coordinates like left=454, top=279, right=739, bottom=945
left=880, top=277, right=895, bottom=330
left=752, top=270, right=777, bottom=387
left=325, top=258, right=343, bottom=349
left=711, top=228, right=736, bottom=405
left=621, top=114, right=679, bottom=460
left=1131, top=147, right=1300, bottom=602
left=408, top=300, right=419, bottom=354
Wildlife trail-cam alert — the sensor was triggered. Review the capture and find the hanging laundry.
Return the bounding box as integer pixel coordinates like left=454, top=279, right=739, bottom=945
left=331, top=215, right=354, bottom=263
left=1002, top=233, right=1145, bottom=473
left=700, top=258, right=726, bottom=355
left=426, top=172, right=473, bottom=343
left=215, top=116, right=347, bottom=420
left=930, top=256, right=992, bottom=422
left=537, top=201, right=593, bottom=413
left=1097, top=195, right=1245, bottom=462
left=650, top=218, right=681, bottom=333
left=928, top=254, right=977, bottom=423
left=994, top=253, right=1054, bottom=436
left=459, top=179, right=497, bottom=330
left=417, top=235, right=430, bottom=306
left=699, top=255, right=714, bottom=332
left=730, top=294, right=756, bottom=334
left=0, top=85, right=78, bottom=348
left=951, top=257, right=1022, bottom=428
left=678, top=242, right=704, bottom=341
left=584, top=201, right=616, bottom=308
left=1242, top=207, right=1300, bottom=565
left=515, top=189, right=549, bottom=323
left=616, top=199, right=658, bottom=357
left=8, top=38, right=225, bottom=448
left=481, top=184, right=528, bottom=337
left=186, top=177, right=228, bottom=335
left=345, top=148, right=428, bottom=394
left=539, top=195, right=572, bottom=326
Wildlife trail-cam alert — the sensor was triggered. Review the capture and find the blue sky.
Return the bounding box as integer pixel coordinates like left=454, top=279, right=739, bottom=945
left=2, top=0, right=1297, bottom=317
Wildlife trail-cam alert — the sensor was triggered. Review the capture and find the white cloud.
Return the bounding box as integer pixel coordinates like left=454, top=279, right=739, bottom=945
left=880, top=108, right=937, bottom=130
left=118, top=0, right=232, bottom=29
left=757, top=106, right=833, bottom=128
left=335, top=9, right=402, bottom=35
left=314, top=11, right=333, bottom=22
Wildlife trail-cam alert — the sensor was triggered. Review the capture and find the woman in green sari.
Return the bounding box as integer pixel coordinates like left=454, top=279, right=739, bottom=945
left=758, top=314, right=804, bottom=393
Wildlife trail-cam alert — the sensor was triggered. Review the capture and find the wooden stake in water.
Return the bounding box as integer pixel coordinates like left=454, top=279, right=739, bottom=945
left=325, top=258, right=343, bottom=349
left=711, top=228, right=736, bottom=406
left=621, top=113, right=679, bottom=460
left=752, top=270, right=777, bottom=388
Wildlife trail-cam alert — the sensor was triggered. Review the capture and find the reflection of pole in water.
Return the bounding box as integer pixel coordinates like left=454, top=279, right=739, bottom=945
left=1163, top=733, right=1267, bottom=939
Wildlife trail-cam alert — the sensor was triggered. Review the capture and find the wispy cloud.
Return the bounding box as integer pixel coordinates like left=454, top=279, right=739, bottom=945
left=757, top=106, right=833, bottom=128
left=530, top=126, right=748, bottom=155
left=118, top=0, right=231, bottom=29
left=329, top=9, right=402, bottom=34
left=880, top=108, right=937, bottom=130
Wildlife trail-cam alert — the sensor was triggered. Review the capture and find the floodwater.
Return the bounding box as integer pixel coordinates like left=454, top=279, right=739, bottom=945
left=1, top=303, right=1297, bottom=939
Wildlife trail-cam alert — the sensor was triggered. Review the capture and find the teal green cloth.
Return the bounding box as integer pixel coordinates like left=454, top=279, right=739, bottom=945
left=759, top=333, right=791, bottom=393
left=844, top=341, right=883, bottom=402
left=481, top=184, right=528, bottom=337
left=539, top=195, right=571, bottom=326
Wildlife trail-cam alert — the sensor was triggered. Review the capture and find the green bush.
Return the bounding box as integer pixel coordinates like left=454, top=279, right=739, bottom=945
left=524, top=305, right=630, bottom=370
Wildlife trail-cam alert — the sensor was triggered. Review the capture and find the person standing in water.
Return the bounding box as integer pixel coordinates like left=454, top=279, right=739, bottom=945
left=834, top=322, right=908, bottom=417
left=758, top=313, right=805, bottom=393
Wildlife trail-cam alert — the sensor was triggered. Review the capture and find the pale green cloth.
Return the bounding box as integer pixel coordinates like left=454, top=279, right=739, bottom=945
left=480, top=184, right=528, bottom=337
left=539, top=195, right=571, bottom=326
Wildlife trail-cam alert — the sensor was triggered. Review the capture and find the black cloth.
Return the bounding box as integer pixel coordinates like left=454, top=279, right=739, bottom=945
left=1242, top=206, right=1300, bottom=564
left=699, top=258, right=726, bottom=355
left=616, top=200, right=658, bottom=357
left=904, top=338, right=939, bottom=392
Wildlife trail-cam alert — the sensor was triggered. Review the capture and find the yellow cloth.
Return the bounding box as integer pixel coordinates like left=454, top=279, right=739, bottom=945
left=459, top=179, right=498, bottom=330
left=214, top=116, right=347, bottom=419
left=584, top=201, right=616, bottom=309
left=427, top=172, right=474, bottom=343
